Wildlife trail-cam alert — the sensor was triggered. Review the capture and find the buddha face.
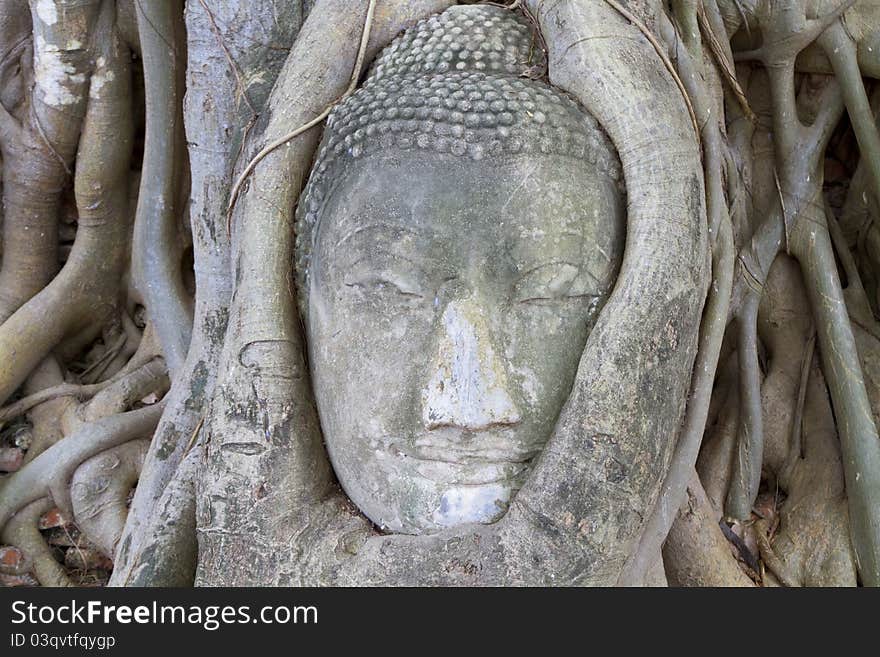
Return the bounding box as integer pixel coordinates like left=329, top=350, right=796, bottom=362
left=306, top=150, right=623, bottom=534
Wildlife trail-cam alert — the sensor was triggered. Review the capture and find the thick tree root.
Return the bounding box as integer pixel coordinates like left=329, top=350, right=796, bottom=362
left=0, top=4, right=134, bottom=406
left=116, top=443, right=199, bottom=586
left=0, top=0, right=101, bottom=323
left=112, top=0, right=307, bottom=585
left=621, top=7, right=734, bottom=585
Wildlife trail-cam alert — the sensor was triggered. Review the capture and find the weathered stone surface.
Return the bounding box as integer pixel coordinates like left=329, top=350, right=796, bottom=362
left=298, top=5, right=624, bottom=535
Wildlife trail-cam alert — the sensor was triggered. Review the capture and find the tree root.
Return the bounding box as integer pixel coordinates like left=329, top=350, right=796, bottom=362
left=131, top=0, right=192, bottom=374
left=0, top=5, right=135, bottom=406
left=116, top=441, right=199, bottom=586
left=621, top=7, right=734, bottom=585
left=663, top=471, right=755, bottom=587
left=20, top=357, right=72, bottom=464
left=111, top=0, right=308, bottom=585
left=79, top=359, right=168, bottom=425
left=768, top=360, right=857, bottom=586
left=757, top=256, right=813, bottom=475
left=1, top=498, right=72, bottom=587
left=754, top=518, right=799, bottom=587
left=697, top=361, right=739, bottom=512
left=819, top=21, right=880, bottom=215
left=226, top=0, right=378, bottom=219
left=727, top=288, right=764, bottom=518
left=0, top=402, right=164, bottom=534
left=71, top=439, right=149, bottom=561
left=793, top=194, right=880, bottom=585
left=724, top=4, right=880, bottom=584
left=3, top=0, right=879, bottom=589
left=1, top=381, right=110, bottom=425
left=0, top=0, right=101, bottom=324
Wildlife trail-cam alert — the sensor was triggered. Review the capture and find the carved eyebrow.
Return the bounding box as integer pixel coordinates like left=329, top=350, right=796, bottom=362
left=339, top=250, right=431, bottom=280
left=333, top=221, right=429, bottom=249
left=516, top=260, right=582, bottom=279
left=508, top=228, right=586, bottom=248
left=515, top=260, right=602, bottom=288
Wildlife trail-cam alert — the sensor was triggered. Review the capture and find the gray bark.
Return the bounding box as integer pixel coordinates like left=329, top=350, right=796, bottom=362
left=111, top=0, right=305, bottom=586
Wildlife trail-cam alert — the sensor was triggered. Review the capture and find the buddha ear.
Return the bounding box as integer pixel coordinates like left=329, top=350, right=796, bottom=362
left=502, top=1, right=709, bottom=584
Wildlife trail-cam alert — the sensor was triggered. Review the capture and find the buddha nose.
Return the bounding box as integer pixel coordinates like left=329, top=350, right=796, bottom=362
left=421, top=297, right=522, bottom=431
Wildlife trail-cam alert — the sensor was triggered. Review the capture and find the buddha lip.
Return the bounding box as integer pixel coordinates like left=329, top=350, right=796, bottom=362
left=380, top=440, right=536, bottom=486
left=387, top=440, right=539, bottom=467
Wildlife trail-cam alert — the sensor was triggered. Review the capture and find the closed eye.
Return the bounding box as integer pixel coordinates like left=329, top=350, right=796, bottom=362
left=345, top=276, right=424, bottom=300
left=517, top=293, right=601, bottom=305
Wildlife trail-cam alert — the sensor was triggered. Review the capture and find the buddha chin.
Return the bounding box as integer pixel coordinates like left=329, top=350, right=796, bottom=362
left=294, top=5, right=625, bottom=535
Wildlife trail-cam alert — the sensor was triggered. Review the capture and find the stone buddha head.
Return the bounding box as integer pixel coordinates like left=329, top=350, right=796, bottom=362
left=295, top=5, right=625, bottom=535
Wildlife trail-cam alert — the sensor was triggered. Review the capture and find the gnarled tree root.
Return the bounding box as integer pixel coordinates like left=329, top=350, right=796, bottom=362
left=0, top=402, right=164, bottom=534
left=1, top=498, right=73, bottom=587
left=0, top=5, right=135, bottom=406
left=71, top=439, right=149, bottom=561
left=663, top=472, right=755, bottom=587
